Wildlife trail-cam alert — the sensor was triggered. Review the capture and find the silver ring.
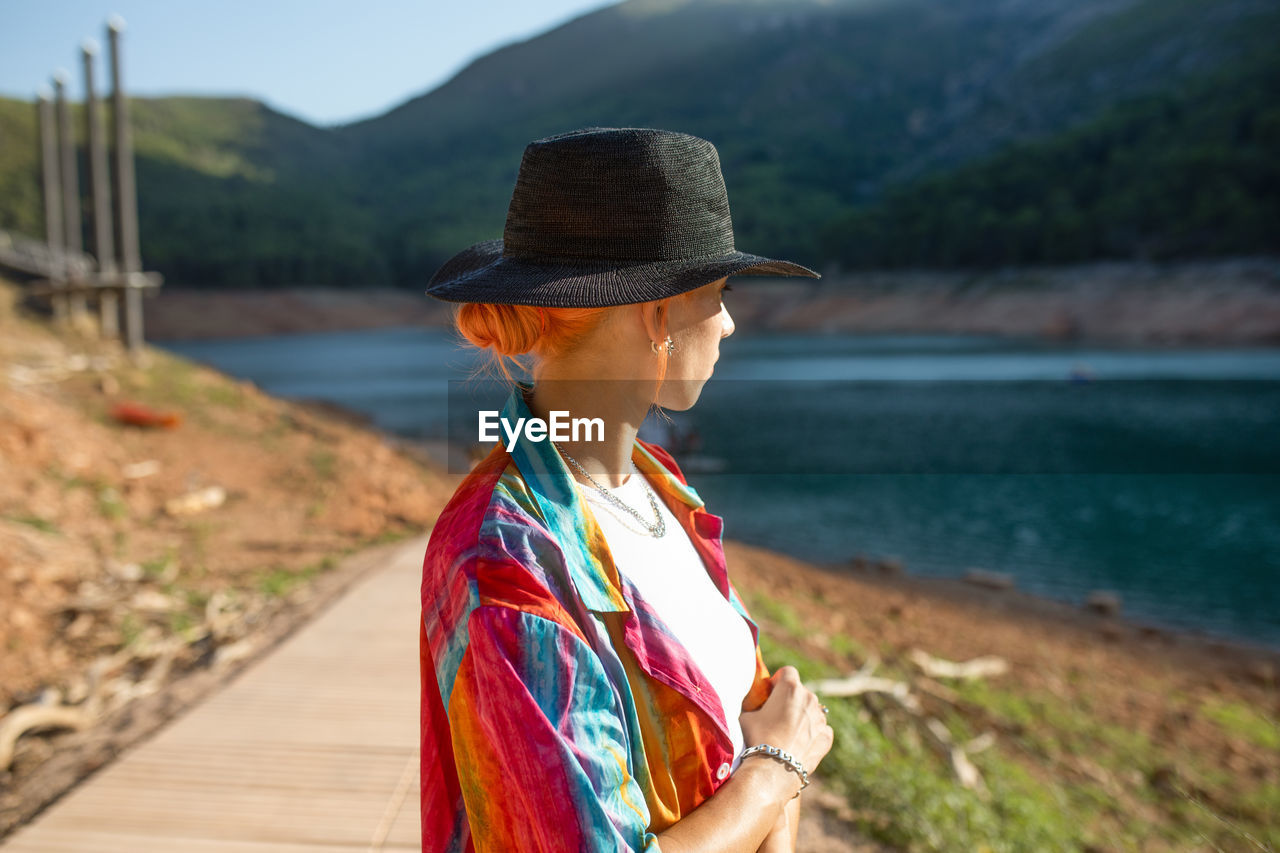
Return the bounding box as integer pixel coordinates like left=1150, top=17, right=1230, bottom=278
left=820, top=704, right=830, bottom=715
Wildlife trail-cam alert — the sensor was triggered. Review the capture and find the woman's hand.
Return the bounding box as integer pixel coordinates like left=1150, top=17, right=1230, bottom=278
left=655, top=667, right=833, bottom=853
left=739, top=666, right=834, bottom=777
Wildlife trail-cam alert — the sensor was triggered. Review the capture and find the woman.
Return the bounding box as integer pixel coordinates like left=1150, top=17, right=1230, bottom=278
left=420, top=127, right=834, bottom=852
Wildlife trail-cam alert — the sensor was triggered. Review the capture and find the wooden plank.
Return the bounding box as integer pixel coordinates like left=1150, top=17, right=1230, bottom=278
left=382, top=765, right=423, bottom=849
left=4, top=536, right=427, bottom=852
left=0, top=828, right=381, bottom=853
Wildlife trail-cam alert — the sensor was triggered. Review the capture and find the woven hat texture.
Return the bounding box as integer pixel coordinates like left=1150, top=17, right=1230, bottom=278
left=425, top=127, right=819, bottom=307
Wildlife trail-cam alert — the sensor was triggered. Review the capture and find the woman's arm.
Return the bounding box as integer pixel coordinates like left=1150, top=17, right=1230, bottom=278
left=655, top=759, right=800, bottom=853
left=658, top=666, right=832, bottom=853
left=445, top=605, right=661, bottom=851
left=757, top=795, right=801, bottom=853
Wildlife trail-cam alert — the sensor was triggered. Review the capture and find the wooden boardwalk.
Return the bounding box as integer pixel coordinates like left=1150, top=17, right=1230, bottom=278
left=4, top=536, right=428, bottom=852
left=0, top=229, right=95, bottom=281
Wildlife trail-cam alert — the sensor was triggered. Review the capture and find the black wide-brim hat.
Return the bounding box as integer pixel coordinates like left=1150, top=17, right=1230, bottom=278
left=425, top=127, right=819, bottom=308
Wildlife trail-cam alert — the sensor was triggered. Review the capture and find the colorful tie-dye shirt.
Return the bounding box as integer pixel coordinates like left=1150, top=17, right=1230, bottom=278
left=419, top=383, right=773, bottom=852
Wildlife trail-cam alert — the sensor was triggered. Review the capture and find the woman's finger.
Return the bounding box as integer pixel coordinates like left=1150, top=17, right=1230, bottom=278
left=774, top=666, right=800, bottom=687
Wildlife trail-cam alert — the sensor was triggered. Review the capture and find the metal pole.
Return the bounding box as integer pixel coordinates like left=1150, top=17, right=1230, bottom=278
left=37, top=89, right=68, bottom=322
left=83, top=40, right=119, bottom=339
left=108, top=17, right=144, bottom=354
left=54, top=72, right=88, bottom=321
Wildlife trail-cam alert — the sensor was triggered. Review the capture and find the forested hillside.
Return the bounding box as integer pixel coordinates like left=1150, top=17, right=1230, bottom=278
left=821, top=47, right=1280, bottom=268
left=1, top=0, right=1276, bottom=287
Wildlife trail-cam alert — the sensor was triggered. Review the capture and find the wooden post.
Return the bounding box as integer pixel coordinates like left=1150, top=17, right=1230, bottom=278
left=37, top=90, right=68, bottom=322
left=53, top=73, right=89, bottom=322
left=83, top=41, right=119, bottom=339
left=108, top=17, right=144, bottom=355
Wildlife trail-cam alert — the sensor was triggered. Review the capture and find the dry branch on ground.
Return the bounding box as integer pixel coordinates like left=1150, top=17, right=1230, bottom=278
left=809, top=652, right=1007, bottom=791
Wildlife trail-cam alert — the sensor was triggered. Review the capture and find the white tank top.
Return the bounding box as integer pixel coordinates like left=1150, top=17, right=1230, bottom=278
left=577, top=469, right=758, bottom=768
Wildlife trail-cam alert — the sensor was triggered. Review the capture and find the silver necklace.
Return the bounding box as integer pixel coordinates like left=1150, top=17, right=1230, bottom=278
left=553, top=442, right=667, bottom=538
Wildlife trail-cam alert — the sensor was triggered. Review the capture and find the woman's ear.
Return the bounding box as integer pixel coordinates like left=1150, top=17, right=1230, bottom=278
left=638, top=299, right=667, bottom=344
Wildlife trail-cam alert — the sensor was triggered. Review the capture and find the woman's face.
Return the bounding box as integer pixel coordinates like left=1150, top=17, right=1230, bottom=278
left=655, top=277, right=735, bottom=411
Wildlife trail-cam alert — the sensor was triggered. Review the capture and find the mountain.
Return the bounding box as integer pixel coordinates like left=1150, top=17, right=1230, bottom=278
left=122, top=98, right=381, bottom=285
left=0, top=96, right=378, bottom=284
left=1, top=0, right=1276, bottom=287
left=0, top=98, right=44, bottom=238
left=820, top=45, right=1280, bottom=267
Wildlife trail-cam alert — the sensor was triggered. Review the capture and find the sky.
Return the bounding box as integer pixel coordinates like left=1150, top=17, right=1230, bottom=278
left=1, top=0, right=623, bottom=126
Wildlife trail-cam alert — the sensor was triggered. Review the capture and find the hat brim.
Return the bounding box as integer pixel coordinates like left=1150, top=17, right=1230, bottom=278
left=425, top=239, right=819, bottom=307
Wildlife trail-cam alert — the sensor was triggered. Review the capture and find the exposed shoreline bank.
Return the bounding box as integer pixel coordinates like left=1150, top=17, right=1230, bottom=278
left=800, top=550, right=1280, bottom=674
left=142, top=257, right=1280, bottom=345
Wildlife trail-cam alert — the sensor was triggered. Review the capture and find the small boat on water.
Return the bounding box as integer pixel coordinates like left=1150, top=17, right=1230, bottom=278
left=1067, top=363, right=1096, bottom=382
left=639, top=415, right=727, bottom=473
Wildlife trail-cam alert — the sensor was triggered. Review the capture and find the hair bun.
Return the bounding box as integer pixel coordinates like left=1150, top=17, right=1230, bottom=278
left=457, top=303, right=542, bottom=356
left=453, top=302, right=612, bottom=383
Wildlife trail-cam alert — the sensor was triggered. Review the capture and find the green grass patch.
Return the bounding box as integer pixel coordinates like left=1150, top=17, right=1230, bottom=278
left=1238, top=783, right=1280, bottom=849
left=254, top=557, right=335, bottom=599
left=260, top=417, right=290, bottom=450
left=180, top=586, right=210, bottom=610
left=757, top=631, right=841, bottom=682
left=755, top=624, right=1081, bottom=848
left=97, top=487, right=127, bottom=521
left=828, top=632, right=867, bottom=660
left=308, top=449, right=338, bottom=481
left=258, top=566, right=305, bottom=598
left=361, top=528, right=414, bottom=548
left=739, top=591, right=809, bottom=640
left=4, top=514, right=59, bottom=534
left=119, top=351, right=253, bottom=431
left=816, top=695, right=1084, bottom=851
left=49, top=468, right=100, bottom=492
left=954, top=678, right=1038, bottom=729
left=120, top=613, right=143, bottom=648
left=200, top=379, right=247, bottom=410
left=1201, top=697, right=1280, bottom=752
left=184, top=519, right=218, bottom=571
left=955, top=678, right=1167, bottom=774
left=168, top=610, right=196, bottom=636
left=130, top=354, right=199, bottom=406
left=752, top=623, right=1245, bottom=850
left=141, top=552, right=176, bottom=580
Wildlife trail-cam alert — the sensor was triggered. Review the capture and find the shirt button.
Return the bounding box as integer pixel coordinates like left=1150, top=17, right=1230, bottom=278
left=716, top=763, right=731, bottom=781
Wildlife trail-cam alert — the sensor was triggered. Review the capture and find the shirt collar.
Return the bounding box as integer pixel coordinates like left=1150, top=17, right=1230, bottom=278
left=499, top=381, right=706, bottom=612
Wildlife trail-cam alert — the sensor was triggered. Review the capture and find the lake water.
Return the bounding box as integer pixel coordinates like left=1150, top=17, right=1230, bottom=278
left=163, top=328, right=1280, bottom=648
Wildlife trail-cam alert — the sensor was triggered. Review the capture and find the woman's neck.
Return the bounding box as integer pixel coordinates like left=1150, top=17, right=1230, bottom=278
left=524, top=374, right=654, bottom=489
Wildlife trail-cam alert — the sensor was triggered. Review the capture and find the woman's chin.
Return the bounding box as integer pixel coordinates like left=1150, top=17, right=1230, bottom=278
left=658, top=380, right=708, bottom=412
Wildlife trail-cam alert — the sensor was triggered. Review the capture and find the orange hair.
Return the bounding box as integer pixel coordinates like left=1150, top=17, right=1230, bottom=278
left=454, top=296, right=684, bottom=391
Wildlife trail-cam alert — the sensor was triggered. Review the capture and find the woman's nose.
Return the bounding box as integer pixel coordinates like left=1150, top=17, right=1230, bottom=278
left=720, top=304, right=735, bottom=338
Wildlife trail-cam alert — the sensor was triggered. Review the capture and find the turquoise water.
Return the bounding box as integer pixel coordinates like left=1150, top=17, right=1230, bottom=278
left=164, top=328, right=1280, bottom=648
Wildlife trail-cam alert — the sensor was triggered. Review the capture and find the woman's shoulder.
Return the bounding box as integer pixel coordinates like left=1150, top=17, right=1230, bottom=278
left=425, top=446, right=513, bottom=555
left=427, top=444, right=546, bottom=548
left=423, top=444, right=571, bottom=614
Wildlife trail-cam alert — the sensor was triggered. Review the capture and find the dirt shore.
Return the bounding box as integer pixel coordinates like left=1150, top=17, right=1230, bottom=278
left=140, top=257, right=1280, bottom=345
left=740, top=256, right=1280, bottom=345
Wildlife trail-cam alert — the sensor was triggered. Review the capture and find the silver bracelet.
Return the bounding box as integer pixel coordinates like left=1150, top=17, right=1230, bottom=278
left=739, top=744, right=809, bottom=795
